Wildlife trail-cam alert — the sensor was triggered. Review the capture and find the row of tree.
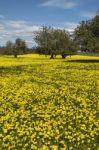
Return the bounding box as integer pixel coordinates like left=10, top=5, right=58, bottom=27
left=34, top=11, right=99, bottom=58
left=0, top=11, right=99, bottom=58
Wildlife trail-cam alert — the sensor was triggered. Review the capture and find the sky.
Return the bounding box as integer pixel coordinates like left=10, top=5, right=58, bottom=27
left=0, top=0, right=99, bottom=47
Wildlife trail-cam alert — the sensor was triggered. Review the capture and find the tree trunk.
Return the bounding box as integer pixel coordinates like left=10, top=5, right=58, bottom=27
left=61, top=53, right=66, bottom=59
left=50, top=53, right=56, bottom=59
left=14, top=54, right=17, bottom=58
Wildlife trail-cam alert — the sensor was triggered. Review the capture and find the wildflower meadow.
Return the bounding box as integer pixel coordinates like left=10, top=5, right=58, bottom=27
left=0, top=54, right=99, bottom=150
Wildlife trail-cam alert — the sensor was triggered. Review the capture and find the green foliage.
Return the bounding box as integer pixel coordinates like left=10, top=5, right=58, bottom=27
left=4, top=38, right=27, bottom=58
left=34, top=26, right=74, bottom=58
left=74, top=11, right=99, bottom=53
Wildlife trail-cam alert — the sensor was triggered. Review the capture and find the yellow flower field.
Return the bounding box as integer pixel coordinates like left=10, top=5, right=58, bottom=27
left=0, top=54, right=99, bottom=150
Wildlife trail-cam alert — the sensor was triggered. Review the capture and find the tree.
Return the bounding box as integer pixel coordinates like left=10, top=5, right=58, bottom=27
left=90, top=11, right=99, bottom=38
left=74, top=11, right=99, bottom=53
left=5, top=40, right=14, bottom=55
left=14, top=38, right=27, bottom=58
left=0, top=46, right=7, bottom=55
left=5, top=38, right=27, bottom=58
left=51, top=29, right=71, bottom=58
left=34, top=26, right=73, bottom=58
left=34, top=26, right=53, bottom=55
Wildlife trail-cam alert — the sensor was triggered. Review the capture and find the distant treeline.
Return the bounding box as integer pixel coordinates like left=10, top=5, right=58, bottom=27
left=0, top=38, right=35, bottom=58
left=0, top=11, right=99, bottom=58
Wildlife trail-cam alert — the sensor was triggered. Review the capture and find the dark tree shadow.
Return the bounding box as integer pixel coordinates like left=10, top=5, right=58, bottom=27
left=67, top=59, right=99, bottom=63
left=0, top=63, right=44, bottom=75
left=0, top=65, right=25, bottom=75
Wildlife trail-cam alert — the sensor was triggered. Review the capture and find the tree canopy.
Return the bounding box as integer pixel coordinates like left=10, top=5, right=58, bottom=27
left=34, top=26, right=75, bottom=58
left=74, top=11, right=99, bottom=53
left=4, top=38, right=27, bottom=58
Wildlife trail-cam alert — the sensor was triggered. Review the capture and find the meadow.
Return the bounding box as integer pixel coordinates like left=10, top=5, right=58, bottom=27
left=0, top=54, right=99, bottom=150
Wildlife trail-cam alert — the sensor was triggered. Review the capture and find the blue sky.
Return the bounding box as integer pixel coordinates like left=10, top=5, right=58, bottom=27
left=0, top=0, right=99, bottom=47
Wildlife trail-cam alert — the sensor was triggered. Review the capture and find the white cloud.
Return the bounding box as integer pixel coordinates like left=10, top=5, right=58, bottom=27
left=41, top=0, right=78, bottom=9
left=80, top=11, right=96, bottom=18
left=6, top=20, right=40, bottom=32
left=6, top=21, right=27, bottom=29
left=0, top=18, right=41, bottom=47
left=64, top=22, right=79, bottom=32
left=0, top=16, right=79, bottom=47
left=26, top=40, right=33, bottom=44
left=26, top=39, right=37, bottom=47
